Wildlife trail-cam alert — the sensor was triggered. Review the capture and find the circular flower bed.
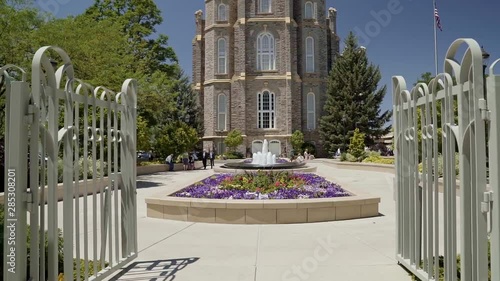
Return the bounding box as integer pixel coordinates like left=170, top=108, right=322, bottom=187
left=173, top=172, right=350, bottom=200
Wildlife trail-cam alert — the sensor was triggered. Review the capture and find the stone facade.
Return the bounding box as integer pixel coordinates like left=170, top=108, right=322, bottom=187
left=192, top=0, right=340, bottom=157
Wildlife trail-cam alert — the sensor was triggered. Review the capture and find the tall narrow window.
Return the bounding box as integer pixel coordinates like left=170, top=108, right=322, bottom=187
left=259, top=0, right=271, bottom=13
left=218, top=38, right=227, bottom=74
left=304, top=2, right=313, bottom=19
left=257, top=91, right=276, bottom=129
left=257, top=33, right=275, bottom=71
left=218, top=3, right=227, bottom=21
left=306, top=36, right=314, bottom=73
left=307, top=92, right=316, bottom=129
left=218, top=94, right=227, bottom=130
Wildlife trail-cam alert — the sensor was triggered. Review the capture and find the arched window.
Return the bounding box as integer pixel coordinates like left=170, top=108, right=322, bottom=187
left=257, top=90, right=276, bottom=129
left=304, top=1, right=313, bottom=19
left=305, top=36, right=315, bottom=73
left=307, top=92, right=316, bottom=129
left=256, top=32, right=275, bottom=71
left=218, top=3, right=227, bottom=21
left=218, top=94, right=227, bottom=131
left=269, top=140, right=281, bottom=156
left=252, top=140, right=263, bottom=154
left=217, top=38, right=227, bottom=74
left=259, top=0, right=271, bottom=13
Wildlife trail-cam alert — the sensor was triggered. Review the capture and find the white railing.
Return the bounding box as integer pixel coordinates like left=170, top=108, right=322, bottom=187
left=393, top=38, right=499, bottom=281
left=2, top=46, right=138, bottom=281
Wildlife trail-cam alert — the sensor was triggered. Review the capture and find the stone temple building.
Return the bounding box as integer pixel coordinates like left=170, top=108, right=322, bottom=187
left=192, top=0, right=340, bottom=157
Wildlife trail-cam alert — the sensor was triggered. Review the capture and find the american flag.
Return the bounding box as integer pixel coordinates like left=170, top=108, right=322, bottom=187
left=434, top=4, right=442, bottom=31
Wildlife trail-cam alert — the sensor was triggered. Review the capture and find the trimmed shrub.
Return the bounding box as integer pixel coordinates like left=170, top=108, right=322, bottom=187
left=345, top=153, right=358, bottom=162
left=225, top=151, right=244, bottom=159
left=418, top=153, right=459, bottom=177
left=348, top=128, right=366, bottom=160
left=340, top=152, right=347, bottom=162
left=55, top=157, right=108, bottom=183
left=138, top=160, right=162, bottom=166
left=363, top=151, right=395, bottom=165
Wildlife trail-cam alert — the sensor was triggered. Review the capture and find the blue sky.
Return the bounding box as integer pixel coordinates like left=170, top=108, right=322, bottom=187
left=35, top=0, right=500, bottom=114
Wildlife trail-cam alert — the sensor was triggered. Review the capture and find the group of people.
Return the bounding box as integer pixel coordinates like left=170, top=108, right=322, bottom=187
left=294, top=149, right=314, bottom=163
left=164, top=149, right=216, bottom=171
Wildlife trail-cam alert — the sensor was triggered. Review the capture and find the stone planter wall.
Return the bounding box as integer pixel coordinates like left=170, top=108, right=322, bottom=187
left=145, top=195, right=380, bottom=224
left=137, top=162, right=204, bottom=175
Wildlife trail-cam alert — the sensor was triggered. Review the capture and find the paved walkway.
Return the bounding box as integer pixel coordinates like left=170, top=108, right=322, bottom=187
left=105, top=160, right=412, bottom=281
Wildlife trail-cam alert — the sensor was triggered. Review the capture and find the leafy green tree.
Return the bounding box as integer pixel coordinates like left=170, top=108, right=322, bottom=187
left=0, top=0, right=44, bottom=68
left=85, top=0, right=179, bottom=76
left=348, top=128, right=366, bottom=160
left=414, top=72, right=433, bottom=86
left=137, top=71, right=178, bottom=127
left=153, top=121, right=199, bottom=158
left=290, top=130, right=304, bottom=153
left=136, top=115, right=151, bottom=152
left=31, top=15, right=135, bottom=90
left=0, top=0, right=45, bottom=139
left=225, top=129, right=244, bottom=152
left=319, top=32, right=391, bottom=155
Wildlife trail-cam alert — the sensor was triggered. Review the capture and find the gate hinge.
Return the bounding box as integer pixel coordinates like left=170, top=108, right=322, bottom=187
left=24, top=105, right=36, bottom=124
left=478, top=99, right=491, bottom=121
left=481, top=191, right=493, bottom=213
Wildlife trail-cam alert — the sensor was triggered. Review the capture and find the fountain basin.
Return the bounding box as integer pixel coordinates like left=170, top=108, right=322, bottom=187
left=223, top=161, right=306, bottom=169
left=216, top=162, right=316, bottom=174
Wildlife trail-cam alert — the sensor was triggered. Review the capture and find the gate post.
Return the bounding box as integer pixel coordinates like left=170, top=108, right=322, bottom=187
left=3, top=79, right=30, bottom=281
left=487, top=60, right=500, bottom=281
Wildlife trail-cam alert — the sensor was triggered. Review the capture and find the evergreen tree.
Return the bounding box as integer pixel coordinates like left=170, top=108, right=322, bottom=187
left=169, top=71, right=204, bottom=136
left=319, top=32, right=391, bottom=155
left=348, top=128, right=366, bottom=160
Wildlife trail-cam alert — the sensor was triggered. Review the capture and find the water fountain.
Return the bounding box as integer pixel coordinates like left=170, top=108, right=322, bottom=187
left=251, top=139, right=276, bottom=165
left=222, top=139, right=306, bottom=170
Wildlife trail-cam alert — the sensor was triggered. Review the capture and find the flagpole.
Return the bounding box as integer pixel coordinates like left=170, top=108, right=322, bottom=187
left=433, top=0, right=438, bottom=76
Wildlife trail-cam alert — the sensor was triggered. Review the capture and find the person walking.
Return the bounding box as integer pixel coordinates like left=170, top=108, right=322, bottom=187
left=188, top=154, right=195, bottom=170
left=182, top=152, right=189, bottom=171
left=209, top=149, right=215, bottom=169
left=202, top=149, right=208, bottom=169
left=165, top=154, right=174, bottom=171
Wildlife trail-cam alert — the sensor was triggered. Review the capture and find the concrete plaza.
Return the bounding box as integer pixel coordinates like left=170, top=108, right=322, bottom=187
left=104, top=160, right=412, bottom=281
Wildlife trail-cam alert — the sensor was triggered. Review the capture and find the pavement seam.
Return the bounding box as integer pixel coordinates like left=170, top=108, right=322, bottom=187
left=138, top=222, right=196, bottom=254
left=254, top=225, right=261, bottom=281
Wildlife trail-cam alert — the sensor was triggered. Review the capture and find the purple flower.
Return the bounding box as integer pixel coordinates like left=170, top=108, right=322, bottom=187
left=173, top=172, right=350, bottom=200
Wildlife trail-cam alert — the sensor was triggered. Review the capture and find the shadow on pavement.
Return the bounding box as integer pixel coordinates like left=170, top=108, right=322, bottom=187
left=109, top=257, right=199, bottom=281
left=137, top=180, right=164, bottom=189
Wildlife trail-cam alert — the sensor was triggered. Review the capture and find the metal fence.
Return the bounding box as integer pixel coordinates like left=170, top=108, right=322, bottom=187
left=2, top=46, right=138, bottom=281
left=393, top=38, right=499, bottom=281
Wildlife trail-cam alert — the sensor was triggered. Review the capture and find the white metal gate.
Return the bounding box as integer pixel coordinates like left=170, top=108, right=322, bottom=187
left=2, top=46, right=138, bottom=281
left=393, top=38, right=499, bottom=281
